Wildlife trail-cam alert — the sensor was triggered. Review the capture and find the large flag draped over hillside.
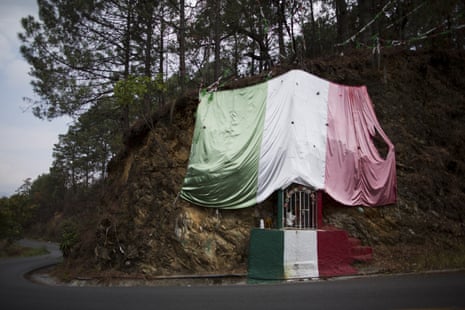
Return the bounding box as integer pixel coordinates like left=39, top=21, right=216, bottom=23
left=180, top=70, right=397, bottom=209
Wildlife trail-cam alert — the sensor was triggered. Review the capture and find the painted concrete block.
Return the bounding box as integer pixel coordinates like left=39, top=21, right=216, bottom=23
left=283, top=230, right=318, bottom=278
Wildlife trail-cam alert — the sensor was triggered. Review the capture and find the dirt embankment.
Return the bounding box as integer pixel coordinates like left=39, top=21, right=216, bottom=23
left=64, top=48, right=465, bottom=279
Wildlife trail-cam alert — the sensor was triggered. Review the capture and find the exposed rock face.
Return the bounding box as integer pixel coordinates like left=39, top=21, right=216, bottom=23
left=89, top=97, right=276, bottom=275
left=75, top=49, right=465, bottom=276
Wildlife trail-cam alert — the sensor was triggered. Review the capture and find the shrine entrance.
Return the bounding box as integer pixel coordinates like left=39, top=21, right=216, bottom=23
left=282, top=184, right=318, bottom=229
left=278, top=184, right=323, bottom=230
left=248, top=184, right=368, bottom=280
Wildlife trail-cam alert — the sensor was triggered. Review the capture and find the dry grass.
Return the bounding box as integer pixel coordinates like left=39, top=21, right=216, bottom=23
left=0, top=241, right=49, bottom=258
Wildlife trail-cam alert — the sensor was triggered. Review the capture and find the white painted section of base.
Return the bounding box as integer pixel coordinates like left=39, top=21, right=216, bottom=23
left=283, top=230, right=319, bottom=279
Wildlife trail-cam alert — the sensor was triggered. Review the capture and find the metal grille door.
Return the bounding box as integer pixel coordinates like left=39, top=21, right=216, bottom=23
left=283, top=185, right=317, bottom=229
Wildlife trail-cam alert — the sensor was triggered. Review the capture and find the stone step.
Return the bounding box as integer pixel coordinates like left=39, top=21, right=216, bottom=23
left=352, top=253, right=373, bottom=262
left=350, top=246, right=373, bottom=262
left=348, top=237, right=361, bottom=247
left=351, top=245, right=373, bottom=256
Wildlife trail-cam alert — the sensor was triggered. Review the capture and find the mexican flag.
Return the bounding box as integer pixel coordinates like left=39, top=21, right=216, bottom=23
left=180, top=70, right=396, bottom=209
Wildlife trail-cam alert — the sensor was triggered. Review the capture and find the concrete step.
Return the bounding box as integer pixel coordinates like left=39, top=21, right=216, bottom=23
left=352, top=253, right=373, bottom=262
left=348, top=237, right=361, bottom=247
left=350, top=246, right=373, bottom=262
left=351, top=245, right=373, bottom=256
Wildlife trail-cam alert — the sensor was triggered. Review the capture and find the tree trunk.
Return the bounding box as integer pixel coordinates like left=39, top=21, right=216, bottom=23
left=143, top=4, right=154, bottom=119
left=309, top=0, right=317, bottom=57
left=213, top=0, right=222, bottom=79
left=277, top=0, right=286, bottom=60
left=233, top=33, right=239, bottom=77
left=358, top=0, right=371, bottom=44
left=335, top=0, right=348, bottom=45
left=121, top=3, right=132, bottom=134
left=178, top=0, right=186, bottom=95
left=159, top=5, right=165, bottom=106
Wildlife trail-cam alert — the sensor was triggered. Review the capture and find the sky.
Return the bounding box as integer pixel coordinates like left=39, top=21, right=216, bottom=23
left=0, top=0, right=70, bottom=197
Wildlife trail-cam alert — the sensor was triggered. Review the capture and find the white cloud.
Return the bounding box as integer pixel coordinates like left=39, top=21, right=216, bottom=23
left=0, top=33, right=14, bottom=67
left=4, top=58, right=31, bottom=89
left=0, top=120, right=69, bottom=196
left=0, top=151, right=50, bottom=195
left=0, top=124, right=59, bottom=152
left=0, top=0, right=37, bottom=68
left=0, top=1, right=70, bottom=196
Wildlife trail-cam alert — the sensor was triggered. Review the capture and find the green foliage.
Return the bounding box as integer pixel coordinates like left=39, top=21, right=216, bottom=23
left=0, top=243, right=49, bottom=258
left=0, top=198, right=23, bottom=242
left=52, top=98, right=121, bottom=191
left=0, top=180, right=36, bottom=242
left=29, top=173, right=65, bottom=222
left=114, top=74, right=166, bottom=109
left=18, top=0, right=125, bottom=119
left=59, top=220, right=79, bottom=257
left=20, top=0, right=465, bottom=121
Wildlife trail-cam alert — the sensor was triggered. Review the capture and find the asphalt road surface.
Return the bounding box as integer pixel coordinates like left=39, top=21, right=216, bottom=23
left=1, top=240, right=464, bottom=310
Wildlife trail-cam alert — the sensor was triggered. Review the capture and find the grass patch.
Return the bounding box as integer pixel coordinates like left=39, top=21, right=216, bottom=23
left=0, top=243, right=49, bottom=258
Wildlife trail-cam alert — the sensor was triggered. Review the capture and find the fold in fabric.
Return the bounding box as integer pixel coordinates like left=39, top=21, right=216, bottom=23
left=256, top=70, right=329, bottom=203
left=180, top=82, right=268, bottom=209
left=180, top=70, right=397, bottom=209
left=325, top=83, right=397, bottom=206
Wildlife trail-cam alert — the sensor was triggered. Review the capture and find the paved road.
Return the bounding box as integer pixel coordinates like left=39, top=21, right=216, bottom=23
left=1, top=240, right=465, bottom=310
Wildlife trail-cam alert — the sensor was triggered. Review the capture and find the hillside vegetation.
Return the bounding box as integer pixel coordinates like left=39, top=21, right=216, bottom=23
left=55, top=48, right=465, bottom=279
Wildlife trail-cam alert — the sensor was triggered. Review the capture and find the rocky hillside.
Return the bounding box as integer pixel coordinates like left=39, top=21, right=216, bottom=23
left=68, top=48, right=465, bottom=277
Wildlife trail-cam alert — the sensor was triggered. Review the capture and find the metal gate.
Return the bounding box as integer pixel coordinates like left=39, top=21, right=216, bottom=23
left=282, top=185, right=317, bottom=229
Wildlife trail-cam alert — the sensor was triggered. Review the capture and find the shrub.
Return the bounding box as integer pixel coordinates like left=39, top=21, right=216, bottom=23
left=59, top=220, right=78, bottom=257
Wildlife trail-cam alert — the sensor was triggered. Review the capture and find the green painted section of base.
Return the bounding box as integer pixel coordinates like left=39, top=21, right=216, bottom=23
left=248, top=229, right=284, bottom=280
left=277, top=190, right=283, bottom=229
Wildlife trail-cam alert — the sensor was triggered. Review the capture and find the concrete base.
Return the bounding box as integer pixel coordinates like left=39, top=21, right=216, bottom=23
left=248, top=228, right=371, bottom=279
left=248, top=229, right=285, bottom=280
left=283, top=230, right=319, bottom=279
left=317, top=229, right=357, bottom=277
left=248, top=229, right=318, bottom=280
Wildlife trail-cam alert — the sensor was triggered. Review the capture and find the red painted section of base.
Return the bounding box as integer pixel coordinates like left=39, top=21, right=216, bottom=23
left=317, top=229, right=358, bottom=277
left=316, top=191, right=324, bottom=228
left=351, top=245, right=373, bottom=261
